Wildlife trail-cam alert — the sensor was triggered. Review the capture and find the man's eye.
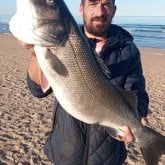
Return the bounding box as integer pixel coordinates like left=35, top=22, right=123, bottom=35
left=88, top=0, right=112, bottom=7
left=88, top=0, right=99, bottom=5
left=104, top=2, right=112, bottom=7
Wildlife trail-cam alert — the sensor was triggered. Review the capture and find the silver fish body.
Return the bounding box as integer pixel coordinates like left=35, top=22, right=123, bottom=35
left=10, top=0, right=165, bottom=165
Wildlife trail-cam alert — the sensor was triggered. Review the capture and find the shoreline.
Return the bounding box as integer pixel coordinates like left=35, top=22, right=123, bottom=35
left=0, top=34, right=165, bottom=164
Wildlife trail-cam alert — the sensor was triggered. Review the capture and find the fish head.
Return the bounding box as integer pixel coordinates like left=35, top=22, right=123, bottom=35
left=10, top=0, right=68, bottom=46
left=28, top=0, right=58, bottom=19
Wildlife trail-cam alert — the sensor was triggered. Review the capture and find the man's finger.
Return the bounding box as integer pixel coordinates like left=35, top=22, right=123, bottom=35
left=121, top=126, right=135, bottom=143
left=141, top=117, right=148, bottom=126
left=18, top=41, right=34, bottom=49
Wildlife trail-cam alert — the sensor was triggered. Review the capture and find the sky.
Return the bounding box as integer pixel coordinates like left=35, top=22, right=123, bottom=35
left=0, top=0, right=165, bottom=18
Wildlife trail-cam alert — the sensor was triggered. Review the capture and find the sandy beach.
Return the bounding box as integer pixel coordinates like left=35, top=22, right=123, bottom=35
left=0, top=34, right=165, bottom=164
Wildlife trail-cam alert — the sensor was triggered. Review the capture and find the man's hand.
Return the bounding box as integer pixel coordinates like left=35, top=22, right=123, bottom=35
left=117, top=118, right=148, bottom=143
left=18, top=40, right=41, bottom=85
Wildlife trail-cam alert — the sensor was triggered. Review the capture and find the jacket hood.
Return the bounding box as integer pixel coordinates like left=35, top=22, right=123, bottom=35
left=108, top=24, right=133, bottom=40
left=106, top=24, right=134, bottom=48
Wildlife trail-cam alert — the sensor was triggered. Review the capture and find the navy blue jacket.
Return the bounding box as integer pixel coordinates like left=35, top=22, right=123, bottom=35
left=27, top=24, right=149, bottom=165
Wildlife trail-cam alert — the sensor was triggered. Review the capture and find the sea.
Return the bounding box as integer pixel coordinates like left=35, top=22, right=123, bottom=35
left=0, top=15, right=165, bottom=49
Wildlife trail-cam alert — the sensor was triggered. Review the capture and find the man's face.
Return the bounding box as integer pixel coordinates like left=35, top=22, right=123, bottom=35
left=80, top=0, right=116, bottom=37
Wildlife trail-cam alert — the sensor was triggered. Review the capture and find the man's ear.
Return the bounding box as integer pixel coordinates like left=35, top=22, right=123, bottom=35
left=79, top=4, right=83, bottom=16
left=112, top=5, right=117, bottom=18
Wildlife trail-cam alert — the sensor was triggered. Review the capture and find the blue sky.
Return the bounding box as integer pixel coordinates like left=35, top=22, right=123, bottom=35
left=0, top=0, right=165, bottom=17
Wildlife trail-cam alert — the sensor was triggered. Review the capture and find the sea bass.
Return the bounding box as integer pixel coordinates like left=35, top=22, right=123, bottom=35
left=9, top=0, right=165, bottom=164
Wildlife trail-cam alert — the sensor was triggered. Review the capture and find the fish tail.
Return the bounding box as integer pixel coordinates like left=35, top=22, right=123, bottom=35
left=138, top=126, right=165, bottom=165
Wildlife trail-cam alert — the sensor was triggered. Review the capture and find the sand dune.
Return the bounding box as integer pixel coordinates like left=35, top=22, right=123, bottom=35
left=0, top=34, right=165, bottom=164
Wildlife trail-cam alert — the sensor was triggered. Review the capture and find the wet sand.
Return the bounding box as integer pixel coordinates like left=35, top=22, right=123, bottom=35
left=0, top=34, right=165, bottom=164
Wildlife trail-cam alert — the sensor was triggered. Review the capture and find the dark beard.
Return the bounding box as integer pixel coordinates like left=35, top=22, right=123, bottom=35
left=84, top=16, right=111, bottom=37
left=85, top=23, right=109, bottom=37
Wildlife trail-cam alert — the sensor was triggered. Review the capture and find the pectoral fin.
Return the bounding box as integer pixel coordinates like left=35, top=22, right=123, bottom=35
left=34, top=45, right=68, bottom=77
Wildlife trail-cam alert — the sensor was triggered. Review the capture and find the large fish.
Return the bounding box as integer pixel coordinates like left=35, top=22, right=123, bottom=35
left=9, top=0, right=165, bottom=164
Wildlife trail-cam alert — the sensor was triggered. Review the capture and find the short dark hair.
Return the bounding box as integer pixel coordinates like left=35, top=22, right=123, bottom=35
left=81, top=0, right=115, bottom=5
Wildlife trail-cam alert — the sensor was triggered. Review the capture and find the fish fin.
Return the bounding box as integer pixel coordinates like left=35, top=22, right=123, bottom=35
left=115, top=87, right=138, bottom=112
left=34, top=46, right=68, bottom=77
left=138, top=127, right=165, bottom=165
left=46, top=48, right=68, bottom=76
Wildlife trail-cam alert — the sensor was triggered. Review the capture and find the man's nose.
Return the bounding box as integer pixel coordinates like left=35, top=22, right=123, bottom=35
left=95, top=4, right=106, bottom=16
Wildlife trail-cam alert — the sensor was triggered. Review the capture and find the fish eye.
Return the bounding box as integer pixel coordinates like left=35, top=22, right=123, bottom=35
left=46, top=0, right=55, bottom=5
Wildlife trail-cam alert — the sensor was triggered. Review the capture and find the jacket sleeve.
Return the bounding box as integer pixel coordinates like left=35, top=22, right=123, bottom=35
left=124, top=45, right=149, bottom=118
left=26, top=73, right=52, bottom=98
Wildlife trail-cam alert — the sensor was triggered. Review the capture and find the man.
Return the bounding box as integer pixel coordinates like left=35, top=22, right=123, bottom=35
left=21, top=0, right=149, bottom=164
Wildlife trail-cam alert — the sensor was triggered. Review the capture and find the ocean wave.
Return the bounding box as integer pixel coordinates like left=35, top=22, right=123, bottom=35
left=122, top=25, right=164, bottom=32
left=133, top=29, right=164, bottom=33
left=0, top=32, right=12, bottom=35
left=0, top=20, right=9, bottom=23
left=0, top=23, right=9, bottom=33
left=133, top=34, right=165, bottom=39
